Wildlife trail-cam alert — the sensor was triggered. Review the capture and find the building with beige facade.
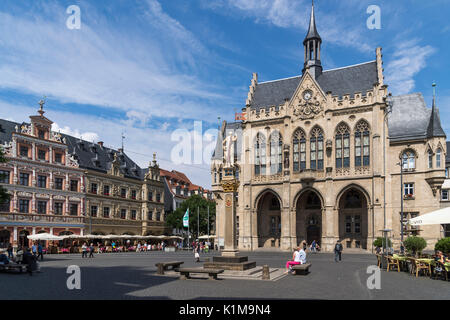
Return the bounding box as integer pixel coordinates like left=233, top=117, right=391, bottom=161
left=211, top=3, right=447, bottom=252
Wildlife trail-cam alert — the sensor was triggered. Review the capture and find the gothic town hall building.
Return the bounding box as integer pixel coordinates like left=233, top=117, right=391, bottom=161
left=211, top=4, right=447, bottom=252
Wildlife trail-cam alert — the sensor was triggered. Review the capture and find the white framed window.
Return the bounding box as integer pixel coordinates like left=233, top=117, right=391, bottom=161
left=402, top=150, right=416, bottom=170
left=404, top=183, right=415, bottom=198
left=442, top=190, right=449, bottom=201
left=428, top=150, right=433, bottom=169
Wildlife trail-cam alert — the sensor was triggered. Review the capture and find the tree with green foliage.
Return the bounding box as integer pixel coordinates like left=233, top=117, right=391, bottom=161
left=403, top=236, right=427, bottom=256
left=165, top=195, right=216, bottom=240
left=373, top=237, right=392, bottom=249
left=434, top=237, right=450, bottom=255
left=0, top=147, right=10, bottom=205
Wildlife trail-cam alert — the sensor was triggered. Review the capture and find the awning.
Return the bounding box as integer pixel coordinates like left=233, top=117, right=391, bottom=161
left=27, top=233, right=65, bottom=241
left=408, top=207, right=450, bottom=226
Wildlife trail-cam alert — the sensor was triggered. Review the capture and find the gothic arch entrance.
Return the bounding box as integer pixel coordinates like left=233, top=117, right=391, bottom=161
left=338, top=188, right=369, bottom=249
left=296, top=190, right=323, bottom=246
left=256, top=191, right=281, bottom=248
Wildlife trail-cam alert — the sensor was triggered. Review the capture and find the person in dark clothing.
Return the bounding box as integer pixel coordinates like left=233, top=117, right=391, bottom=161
left=22, top=249, right=37, bottom=276
left=37, top=243, right=44, bottom=261
left=7, top=244, right=13, bottom=260
left=334, top=240, right=343, bottom=262
left=89, top=243, right=94, bottom=258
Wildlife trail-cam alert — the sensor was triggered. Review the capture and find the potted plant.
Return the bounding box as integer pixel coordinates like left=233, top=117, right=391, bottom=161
left=403, top=236, right=427, bottom=257
left=434, top=237, right=450, bottom=255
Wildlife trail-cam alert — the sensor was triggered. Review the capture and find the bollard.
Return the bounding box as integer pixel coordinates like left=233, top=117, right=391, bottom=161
left=262, top=265, right=270, bottom=280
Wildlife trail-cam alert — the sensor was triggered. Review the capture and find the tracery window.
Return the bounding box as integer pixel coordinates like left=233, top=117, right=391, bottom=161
left=402, top=150, right=416, bottom=170
left=336, top=123, right=350, bottom=168
left=254, top=133, right=266, bottom=175
left=355, top=120, right=370, bottom=167
left=428, top=149, right=433, bottom=169
left=310, top=126, right=324, bottom=171
left=293, top=129, right=306, bottom=172
left=436, top=148, right=442, bottom=168
left=270, top=132, right=283, bottom=174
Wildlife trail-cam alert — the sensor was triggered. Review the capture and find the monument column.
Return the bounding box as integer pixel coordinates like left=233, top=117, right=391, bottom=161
left=220, top=167, right=240, bottom=257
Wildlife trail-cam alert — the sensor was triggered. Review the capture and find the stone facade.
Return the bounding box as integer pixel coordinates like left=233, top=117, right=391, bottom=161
left=211, top=4, right=447, bottom=252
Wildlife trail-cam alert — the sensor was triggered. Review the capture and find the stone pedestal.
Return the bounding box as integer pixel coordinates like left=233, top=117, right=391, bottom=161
left=206, top=167, right=256, bottom=271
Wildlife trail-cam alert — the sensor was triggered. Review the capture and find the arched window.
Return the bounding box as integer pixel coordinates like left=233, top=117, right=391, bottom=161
left=436, top=148, right=442, bottom=168
left=355, top=120, right=370, bottom=167
left=402, top=150, right=416, bottom=170
left=213, top=169, right=217, bottom=183
left=310, top=127, right=324, bottom=171
left=254, top=133, right=266, bottom=175
left=270, top=132, right=283, bottom=174
left=293, top=129, right=306, bottom=172
left=336, top=123, right=350, bottom=168
left=428, top=149, right=433, bottom=169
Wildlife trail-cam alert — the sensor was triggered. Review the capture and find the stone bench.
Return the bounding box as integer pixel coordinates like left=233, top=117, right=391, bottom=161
left=155, top=261, right=184, bottom=275
left=291, top=263, right=312, bottom=275
left=176, top=267, right=224, bottom=280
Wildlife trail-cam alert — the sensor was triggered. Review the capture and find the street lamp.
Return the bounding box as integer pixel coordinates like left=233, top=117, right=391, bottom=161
left=396, top=158, right=405, bottom=254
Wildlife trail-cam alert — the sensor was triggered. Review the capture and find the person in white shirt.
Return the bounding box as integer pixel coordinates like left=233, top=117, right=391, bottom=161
left=286, top=247, right=302, bottom=272
left=298, top=246, right=307, bottom=265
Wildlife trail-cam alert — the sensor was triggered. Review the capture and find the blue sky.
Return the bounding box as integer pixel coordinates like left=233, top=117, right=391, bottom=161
left=0, top=0, right=449, bottom=187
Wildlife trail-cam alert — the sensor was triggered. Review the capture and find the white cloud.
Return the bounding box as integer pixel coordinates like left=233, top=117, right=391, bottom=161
left=51, top=123, right=99, bottom=143
left=0, top=99, right=214, bottom=188
left=0, top=1, right=230, bottom=123
left=205, top=0, right=373, bottom=52
left=385, top=39, right=435, bottom=95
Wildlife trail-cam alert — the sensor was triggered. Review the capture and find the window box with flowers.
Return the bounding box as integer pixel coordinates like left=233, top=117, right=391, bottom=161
left=404, top=194, right=415, bottom=200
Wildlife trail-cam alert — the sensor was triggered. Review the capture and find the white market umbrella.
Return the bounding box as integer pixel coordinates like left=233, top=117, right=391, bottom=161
left=27, top=233, right=65, bottom=241
left=408, top=207, right=450, bottom=226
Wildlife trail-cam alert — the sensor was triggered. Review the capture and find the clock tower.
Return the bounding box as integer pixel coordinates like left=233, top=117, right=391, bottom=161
left=302, top=0, right=322, bottom=79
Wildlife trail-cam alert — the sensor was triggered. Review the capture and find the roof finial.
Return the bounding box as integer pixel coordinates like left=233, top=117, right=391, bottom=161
left=38, top=96, right=46, bottom=116
left=432, top=82, right=437, bottom=109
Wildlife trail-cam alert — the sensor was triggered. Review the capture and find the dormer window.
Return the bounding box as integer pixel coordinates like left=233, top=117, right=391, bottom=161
left=38, top=130, right=46, bottom=139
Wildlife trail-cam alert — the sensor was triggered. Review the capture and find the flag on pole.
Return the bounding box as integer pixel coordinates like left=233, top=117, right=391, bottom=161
left=183, top=208, right=189, bottom=228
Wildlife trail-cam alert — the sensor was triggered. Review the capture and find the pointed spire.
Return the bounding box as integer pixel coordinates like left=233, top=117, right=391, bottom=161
left=427, top=82, right=446, bottom=138
left=303, top=0, right=321, bottom=45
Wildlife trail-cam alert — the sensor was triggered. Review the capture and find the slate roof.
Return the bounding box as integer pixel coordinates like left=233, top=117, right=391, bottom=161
left=446, top=142, right=450, bottom=165
left=304, top=1, right=321, bottom=44
left=63, top=134, right=143, bottom=180
left=249, top=61, right=378, bottom=111
left=388, top=93, right=446, bottom=142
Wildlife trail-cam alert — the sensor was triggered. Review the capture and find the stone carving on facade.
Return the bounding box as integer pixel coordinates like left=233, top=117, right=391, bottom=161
left=50, top=131, right=62, bottom=142
left=20, top=124, right=32, bottom=135
left=67, top=154, right=79, bottom=168
left=1, top=141, right=13, bottom=156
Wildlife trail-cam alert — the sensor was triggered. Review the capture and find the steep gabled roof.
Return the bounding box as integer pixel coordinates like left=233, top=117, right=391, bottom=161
left=388, top=93, right=446, bottom=142
left=249, top=61, right=378, bottom=111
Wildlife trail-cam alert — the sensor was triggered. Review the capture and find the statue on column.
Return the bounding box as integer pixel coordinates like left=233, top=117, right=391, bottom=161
left=222, top=131, right=238, bottom=168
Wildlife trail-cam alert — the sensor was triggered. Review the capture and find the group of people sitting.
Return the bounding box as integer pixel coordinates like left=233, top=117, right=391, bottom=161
left=0, top=246, right=38, bottom=275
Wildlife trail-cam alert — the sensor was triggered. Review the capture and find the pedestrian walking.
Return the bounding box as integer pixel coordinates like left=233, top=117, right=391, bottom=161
left=89, top=243, right=95, bottom=258
left=81, top=242, right=88, bottom=258
left=37, top=243, right=44, bottom=261
left=194, top=245, right=200, bottom=262
left=31, top=243, right=37, bottom=257
left=334, top=240, right=343, bottom=262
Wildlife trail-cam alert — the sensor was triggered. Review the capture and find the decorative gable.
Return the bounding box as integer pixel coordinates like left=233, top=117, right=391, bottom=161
left=288, top=70, right=326, bottom=120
